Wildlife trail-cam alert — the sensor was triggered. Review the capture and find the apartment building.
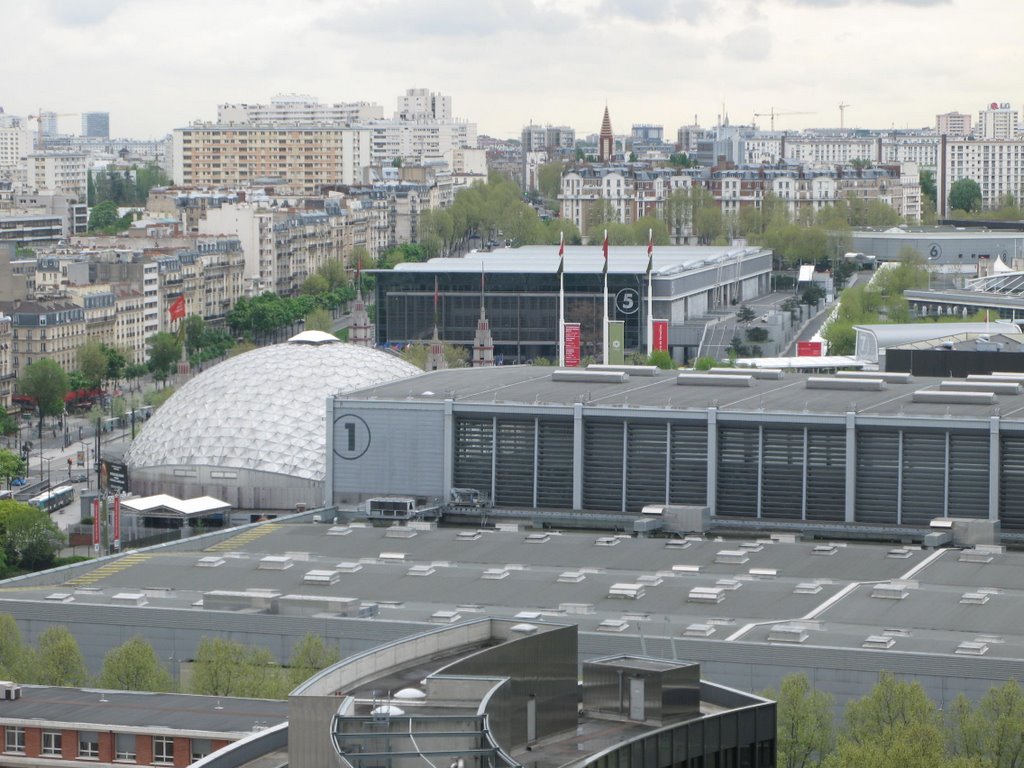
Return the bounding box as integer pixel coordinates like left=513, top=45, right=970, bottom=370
left=170, top=124, right=371, bottom=192
left=937, top=134, right=1024, bottom=216
left=0, top=312, right=12, bottom=410
left=978, top=102, right=1019, bottom=139
left=559, top=165, right=671, bottom=231
left=217, top=94, right=383, bottom=125
left=2, top=299, right=86, bottom=375
left=25, top=153, right=88, bottom=199
left=937, top=111, right=972, bottom=137
left=0, top=125, right=32, bottom=169
left=741, top=132, right=938, bottom=170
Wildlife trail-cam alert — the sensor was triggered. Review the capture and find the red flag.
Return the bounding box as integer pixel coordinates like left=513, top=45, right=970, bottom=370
left=646, top=228, right=654, bottom=276
left=558, top=231, right=565, bottom=258
left=168, top=295, right=186, bottom=322
left=601, top=230, right=609, bottom=277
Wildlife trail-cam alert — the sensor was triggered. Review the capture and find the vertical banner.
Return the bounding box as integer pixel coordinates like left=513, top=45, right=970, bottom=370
left=653, top=320, right=669, bottom=352
left=113, top=495, right=121, bottom=551
left=564, top=323, right=581, bottom=368
left=608, top=321, right=625, bottom=365
left=92, top=498, right=100, bottom=551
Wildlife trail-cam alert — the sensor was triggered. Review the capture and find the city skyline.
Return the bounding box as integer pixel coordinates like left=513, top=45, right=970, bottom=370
left=3, top=0, right=1019, bottom=141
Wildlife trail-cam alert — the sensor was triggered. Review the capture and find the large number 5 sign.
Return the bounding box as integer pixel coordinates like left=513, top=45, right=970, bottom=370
left=333, top=414, right=371, bottom=460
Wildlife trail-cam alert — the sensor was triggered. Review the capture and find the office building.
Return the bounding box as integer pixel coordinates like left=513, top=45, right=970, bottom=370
left=978, top=102, right=1019, bottom=140
left=937, top=111, right=972, bottom=137
left=80, top=112, right=110, bottom=139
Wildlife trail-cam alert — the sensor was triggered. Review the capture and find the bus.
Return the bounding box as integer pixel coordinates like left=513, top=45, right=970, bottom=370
left=27, top=486, right=75, bottom=514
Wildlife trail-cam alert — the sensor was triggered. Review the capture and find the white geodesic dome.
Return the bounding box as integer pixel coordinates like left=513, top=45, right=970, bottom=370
left=126, top=332, right=420, bottom=483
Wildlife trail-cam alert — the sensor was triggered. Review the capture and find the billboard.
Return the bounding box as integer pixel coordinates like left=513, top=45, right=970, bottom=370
left=100, top=459, right=128, bottom=493
left=608, top=321, right=625, bottom=365
left=653, top=320, right=669, bottom=352
left=797, top=341, right=823, bottom=357
left=564, top=323, right=581, bottom=367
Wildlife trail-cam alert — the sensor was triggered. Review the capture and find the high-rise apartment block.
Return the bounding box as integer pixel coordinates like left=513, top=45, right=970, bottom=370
left=396, top=88, right=451, bottom=122
left=978, top=102, right=1020, bottom=139
left=217, top=94, right=384, bottom=125
left=937, top=111, right=972, bottom=137
left=170, top=125, right=371, bottom=191
left=25, top=152, right=89, bottom=199
left=937, top=134, right=1024, bottom=216
left=80, top=112, right=110, bottom=139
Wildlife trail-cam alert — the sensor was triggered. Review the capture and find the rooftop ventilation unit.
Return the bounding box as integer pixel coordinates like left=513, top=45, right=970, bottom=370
left=960, top=592, right=990, bottom=604
left=749, top=568, right=778, bottom=578
left=806, top=376, right=886, bottom=391
left=196, top=556, right=226, bottom=568
left=595, top=536, right=621, bottom=546
left=551, top=369, right=628, bottom=383
left=429, top=611, right=462, bottom=625
left=560, top=602, right=595, bottom=615
left=0, top=682, right=21, bottom=700
left=716, top=579, right=742, bottom=591
left=525, top=533, right=551, bottom=543
left=812, top=544, right=839, bottom=556
left=327, top=526, right=352, bottom=536
left=883, top=628, right=911, bottom=638
left=929, top=518, right=955, bottom=529
left=688, top=587, right=726, bottom=604
left=968, top=373, right=1024, bottom=385
left=677, top=373, right=754, bottom=387
left=378, top=552, right=407, bottom=563
left=394, top=687, right=427, bottom=700
left=684, top=623, right=715, bottom=637
left=739, top=541, right=765, bottom=552
left=303, top=570, right=340, bottom=585
left=862, top=635, right=896, bottom=649
left=482, top=568, right=509, bottom=580
left=596, top=619, right=630, bottom=633
left=887, top=548, right=914, bottom=559
left=794, top=582, right=823, bottom=595
left=587, top=363, right=658, bottom=376
left=335, top=562, right=362, bottom=573
left=510, top=623, right=539, bottom=635
left=385, top=527, right=418, bottom=539
left=835, top=370, right=913, bottom=384
left=956, top=640, right=989, bottom=656
left=608, top=583, right=646, bottom=599
left=708, top=367, right=785, bottom=380
left=940, top=380, right=1021, bottom=395
left=672, top=564, right=701, bottom=574
left=715, top=550, right=750, bottom=564
left=912, top=390, right=996, bottom=405
left=636, top=574, right=663, bottom=587
left=406, top=565, right=436, bottom=577
left=111, top=592, right=148, bottom=606
left=45, top=592, right=73, bottom=603
left=558, top=571, right=585, bottom=583
left=258, top=555, right=293, bottom=570
left=872, top=583, right=909, bottom=600
left=768, top=624, right=809, bottom=643
left=456, top=531, right=482, bottom=541
left=959, top=549, right=995, bottom=563
left=665, top=540, right=692, bottom=550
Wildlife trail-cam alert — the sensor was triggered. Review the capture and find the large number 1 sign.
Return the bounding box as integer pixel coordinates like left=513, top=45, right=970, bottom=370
left=333, top=414, right=372, bottom=460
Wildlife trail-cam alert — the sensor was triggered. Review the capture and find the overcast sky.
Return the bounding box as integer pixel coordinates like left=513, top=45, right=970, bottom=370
left=2, top=0, right=1016, bottom=140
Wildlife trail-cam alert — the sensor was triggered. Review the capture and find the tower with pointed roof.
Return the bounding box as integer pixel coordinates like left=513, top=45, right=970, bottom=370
left=599, top=107, right=614, bottom=162
left=471, top=268, right=494, bottom=367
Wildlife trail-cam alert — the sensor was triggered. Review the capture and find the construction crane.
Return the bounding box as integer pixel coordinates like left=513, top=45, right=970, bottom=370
left=26, top=110, right=78, bottom=150
left=752, top=108, right=815, bottom=131
left=839, top=103, right=852, bottom=130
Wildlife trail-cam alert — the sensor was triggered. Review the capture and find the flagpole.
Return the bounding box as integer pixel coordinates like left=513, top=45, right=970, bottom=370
left=646, top=228, right=654, bottom=357
left=602, top=229, right=609, bottom=364
left=558, top=233, right=566, bottom=367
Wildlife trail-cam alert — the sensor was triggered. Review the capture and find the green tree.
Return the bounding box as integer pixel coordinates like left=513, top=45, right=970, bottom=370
left=763, top=673, right=834, bottom=768
left=98, top=636, right=174, bottom=692
left=102, top=344, right=127, bottom=383
left=32, top=626, right=88, bottom=686
left=288, top=634, right=340, bottom=687
left=537, top=162, right=565, bottom=208
left=0, top=501, right=65, bottom=571
left=77, top=340, right=109, bottom=389
left=948, top=178, right=982, bottom=213
left=0, top=450, right=26, bottom=490
left=189, top=637, right=287, bottom=699
left=694, top=206, right=724, bottom=245
left=88, top=200, right=121, bottom=231
left=18, top=358, right=69, bottom=439
left=0, top=406, right=17, bottom=440
left=0, top=614, right=27, bottom=680
left=304, top=308, right=333, bottom=333
left=401, top=341, right=469, bottom=370
left=746, top=327, right=769, bottom=343
left=146, top=332, right=181, bottom=386
left=301, top=273, right=330, bottom=295
left=736, top=305, right=756, bottom=324
left=948, top=679, right=1024, bottom=768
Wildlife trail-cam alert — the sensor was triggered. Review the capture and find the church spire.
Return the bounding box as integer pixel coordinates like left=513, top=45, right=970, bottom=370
left=599, top=106, right=614, bottom=162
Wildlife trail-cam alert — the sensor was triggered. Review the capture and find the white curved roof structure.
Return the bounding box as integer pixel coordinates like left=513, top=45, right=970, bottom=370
left=126, top=336, right=420, bottom=482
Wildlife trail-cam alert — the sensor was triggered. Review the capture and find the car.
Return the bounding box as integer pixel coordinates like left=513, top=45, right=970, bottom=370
left=11, top=477, right=27, bottom=487
left=70, top=473, right=88, bottom=483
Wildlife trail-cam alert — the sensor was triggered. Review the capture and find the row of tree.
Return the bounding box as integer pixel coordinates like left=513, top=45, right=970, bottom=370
left=769, top=671, right=1024, bottom=768
left=0, top=617, right=339, bottom=697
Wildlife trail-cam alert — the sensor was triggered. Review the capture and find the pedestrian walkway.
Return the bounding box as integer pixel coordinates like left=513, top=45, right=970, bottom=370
left=63, top=552, right=153, bottom=587
left=205, top=524, right=279, bottom=552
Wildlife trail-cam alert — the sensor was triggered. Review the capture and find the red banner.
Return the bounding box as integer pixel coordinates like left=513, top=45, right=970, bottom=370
left=564, top=323, right=581, bottom=367
left=113, top=495, right=121, bottom=550
left=92, top=498, right=100, bottom=548
left=169, top=295, right=186, bottom=322
left=797, top=341, right=823, bottom=357
left=653, top=320, right=669, bottom=352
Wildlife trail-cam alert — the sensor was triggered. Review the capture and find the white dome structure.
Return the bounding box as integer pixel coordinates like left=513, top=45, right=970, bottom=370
left=125, top=335, right=420, bottom=510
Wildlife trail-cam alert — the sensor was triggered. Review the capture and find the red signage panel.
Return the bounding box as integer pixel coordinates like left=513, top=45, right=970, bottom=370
left=564, top=323, right=581, bottom=367
left=113, top=495, right=121, bottom=550
left=653, top=320, right=669, bottom=352
left=797, top=341, right=823, bottom=357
